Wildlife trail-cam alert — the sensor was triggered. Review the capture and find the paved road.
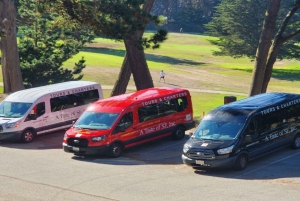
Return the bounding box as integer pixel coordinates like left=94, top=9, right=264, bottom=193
left=0, top=131, right=299, bottom=201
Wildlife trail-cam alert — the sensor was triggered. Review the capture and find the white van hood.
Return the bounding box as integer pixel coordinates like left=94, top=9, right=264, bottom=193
left=0, top=117, right=20, bottom=125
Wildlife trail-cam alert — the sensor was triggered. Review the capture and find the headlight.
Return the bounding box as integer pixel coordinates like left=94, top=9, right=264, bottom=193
left=183, top=144, right=190, bottom=154
left=63, top=133, right=67, bottom=140
left=92, top=135, right=106, bottom=142
left=5, top=122, right=19, bottom=129
left=217, top=145, right=234, bottom=155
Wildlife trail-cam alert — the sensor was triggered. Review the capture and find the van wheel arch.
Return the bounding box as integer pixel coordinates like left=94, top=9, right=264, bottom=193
left=21, top=128, right=36, bottom=143
left=291, top=134, right=300, bottom=149
left=108, top=141, right=124, bottom=158
left=172, top=125, right=186, bottom=140
left=234, top=153, right=248, bottom=171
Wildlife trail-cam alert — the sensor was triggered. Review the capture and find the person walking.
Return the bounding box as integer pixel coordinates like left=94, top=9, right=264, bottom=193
left=159, top=70, right=165, bottom=83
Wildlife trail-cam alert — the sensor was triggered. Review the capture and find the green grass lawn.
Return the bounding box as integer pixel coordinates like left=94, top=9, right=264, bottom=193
left=2, top=33, right=300, bottom=118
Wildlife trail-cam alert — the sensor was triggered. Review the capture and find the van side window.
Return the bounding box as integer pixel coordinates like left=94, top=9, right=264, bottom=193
left=246, top=121, right=256, bottom=135
left=113, top=112, right=133, bottom=134
left=177, top=97, right=188, bottom=112
left=50, top=89, right=99, bottom=112
left=138, top=96, right=189, bottom=123
left=259, top=112, right=280, bottom=133
left=36, top=102, right=45, bottom=117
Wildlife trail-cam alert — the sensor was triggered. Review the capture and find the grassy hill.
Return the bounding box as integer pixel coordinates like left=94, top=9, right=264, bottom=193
left=63, top=32, right=300, bottom=117
left=2, top=32, right=300, bottom=118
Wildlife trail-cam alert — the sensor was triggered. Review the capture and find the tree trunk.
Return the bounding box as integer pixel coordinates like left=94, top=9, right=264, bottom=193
left=124, top=36, right=154, bottom=90
left=261, top=4, right=300, bottom=93
left=110, top=0, right=155, bottom=96
left=248, top=0, right=281, bottom=96
left=261, top=42, right=282, bottom=93
left=0, top=0, right=24, bottom=94
left=110, top=54, right=132, bottom=96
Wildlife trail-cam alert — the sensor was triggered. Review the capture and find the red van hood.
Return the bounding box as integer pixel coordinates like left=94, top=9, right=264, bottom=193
left=66, top=127, right=109, bottom=137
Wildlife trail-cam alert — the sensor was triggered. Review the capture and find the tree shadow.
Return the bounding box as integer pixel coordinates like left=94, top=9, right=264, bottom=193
left=82, top=47, right=205, bottom=66
left=234, top=68, right=300, bottom=82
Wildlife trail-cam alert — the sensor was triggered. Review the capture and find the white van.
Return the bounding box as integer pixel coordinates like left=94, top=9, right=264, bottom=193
left=0, top=81, right=103, bottom=143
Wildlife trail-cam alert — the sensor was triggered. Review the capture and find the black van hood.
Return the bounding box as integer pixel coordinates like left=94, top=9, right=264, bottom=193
left=186, top=137, right=234, bottom=149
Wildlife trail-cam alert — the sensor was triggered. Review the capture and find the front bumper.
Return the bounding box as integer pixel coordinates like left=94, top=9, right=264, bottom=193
left=182, top=154, right=238, bottom=169
left=0, top=131, right=22, bottom=141
left=63, top=142, right=110, bottom=155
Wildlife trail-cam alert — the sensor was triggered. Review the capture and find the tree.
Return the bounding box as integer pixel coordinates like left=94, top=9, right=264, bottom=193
left=17, top=0, right=95, bottom=87
left=50, top=0, right=167, bottom=95
left=111, top=0, right=163, bottom=96
left=206, top=0, right=300, bottom=95
left=0, top=0, right=24, bottom=93
left=249, top=0, right=281, bottom=95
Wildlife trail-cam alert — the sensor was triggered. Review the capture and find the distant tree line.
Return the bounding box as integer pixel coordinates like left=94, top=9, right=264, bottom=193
left=149, top=0, right=221, bottom=33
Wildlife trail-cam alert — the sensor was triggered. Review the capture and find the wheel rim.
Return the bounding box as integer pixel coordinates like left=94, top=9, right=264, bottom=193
left=112, top=145, right=121, bottom=156
left=24, top=132, right=33, bottom=142
left=295, top=136, right=300, bottom=148
left=239, top=156, right=247, bottom=168
left=176, top=129, right=184, bottom=137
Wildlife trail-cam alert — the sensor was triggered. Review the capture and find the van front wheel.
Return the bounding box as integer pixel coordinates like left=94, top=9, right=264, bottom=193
left=292, top=134, right=300, bottom=149
left=172, top=126, right=186, bottom=140
left=109, top=142, right=123, bottom=158
left=21, top=129, right=35, bottom=143
left=234, top=154, right=248, bottom=171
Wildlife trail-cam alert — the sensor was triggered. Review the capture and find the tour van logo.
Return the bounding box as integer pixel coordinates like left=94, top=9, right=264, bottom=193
left=50, top=86, right=95, bottom=98
left=260, top=98, right=300, bottom=115
left=264, top=126, right=297, bottom=142
left=56, top=110, right=81, bottom=120
left=139, top=121, right=176, bottom=136
left=141, top=92, right=188, bottom=106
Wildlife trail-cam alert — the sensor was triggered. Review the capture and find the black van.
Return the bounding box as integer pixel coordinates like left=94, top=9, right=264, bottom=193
left=182, top=92, right=300, bottom=170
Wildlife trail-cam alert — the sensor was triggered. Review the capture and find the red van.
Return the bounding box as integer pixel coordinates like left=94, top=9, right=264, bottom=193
left=63, top=87, right=195, bottom=157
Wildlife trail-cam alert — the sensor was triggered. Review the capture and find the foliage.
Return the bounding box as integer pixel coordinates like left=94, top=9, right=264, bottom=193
left=205, top=0, right=300, bottom=60
left=171, top=6, right=210, bottom=33
left=46, top=0, right=167, bottom=49
left=151, top=0, right=220, bottom=32
left=17, top=0, right=95, bottom=87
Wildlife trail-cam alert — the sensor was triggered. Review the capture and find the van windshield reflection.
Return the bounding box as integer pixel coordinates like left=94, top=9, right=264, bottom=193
left=74, top=111, right=119, bottom=130
left=194, top=120, right=245, bottom=140
left=0, top=101, right=32, bottom=118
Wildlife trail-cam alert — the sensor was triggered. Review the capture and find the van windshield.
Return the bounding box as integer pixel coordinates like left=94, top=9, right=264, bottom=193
left=74, top=111, right=119, bottom=130
left=0, top=101, right=32, bottom=118
left=193, top=110, right=248, bottom=140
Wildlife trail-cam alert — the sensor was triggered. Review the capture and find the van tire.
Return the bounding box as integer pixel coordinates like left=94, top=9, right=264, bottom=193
left=291, top=134, right=300, bottom=149
left=172, top=126, right=186, bottom=140
left=21, top=129, right=35, bottom=143
left=109, top=142, right=123, bottom=158
left=234, top=154, right=248, bottom=171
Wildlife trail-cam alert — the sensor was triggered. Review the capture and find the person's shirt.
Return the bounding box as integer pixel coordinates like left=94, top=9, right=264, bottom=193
left=160, top=71, right=165, bottom=76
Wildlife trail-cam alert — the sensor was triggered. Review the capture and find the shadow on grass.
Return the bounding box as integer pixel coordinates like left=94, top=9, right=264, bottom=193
left=82, top=47, right=205, bottom=66
left=233, top=68, right=300, bottom=82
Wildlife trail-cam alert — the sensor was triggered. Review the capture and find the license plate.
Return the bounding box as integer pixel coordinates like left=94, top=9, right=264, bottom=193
left=196, top=160, right=204, bottom=165
left=72, top=147, right=80, bottom=152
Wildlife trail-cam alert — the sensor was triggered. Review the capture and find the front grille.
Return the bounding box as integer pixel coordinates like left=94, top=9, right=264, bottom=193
left=67, top=138, right=88, bottom=147
left=187, top=148, right=215, bottom=159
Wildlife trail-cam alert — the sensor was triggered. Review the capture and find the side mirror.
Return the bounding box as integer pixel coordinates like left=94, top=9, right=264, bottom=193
left=189, top=132, right=193, bottom=137
left=113, top=124, right=125, bottom=134
left=29, top=114, right=37, bottom=120
left=118, top=124, right=126, bottom=132
left=244, top=135, right=252, bottom=143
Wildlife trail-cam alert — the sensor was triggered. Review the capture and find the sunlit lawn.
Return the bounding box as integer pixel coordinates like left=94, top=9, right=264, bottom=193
left=1, top=33, right=300, bottom=116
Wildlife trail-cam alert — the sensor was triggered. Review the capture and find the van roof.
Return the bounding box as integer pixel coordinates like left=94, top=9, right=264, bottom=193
left=213, top=92, right=300, bottom=115
left=89, top=87, right=189, bottom=113
left=4, top=81, right=101, bottom=103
